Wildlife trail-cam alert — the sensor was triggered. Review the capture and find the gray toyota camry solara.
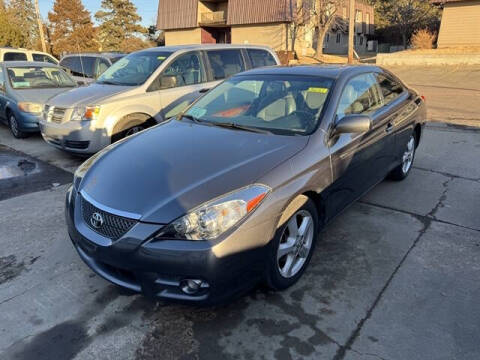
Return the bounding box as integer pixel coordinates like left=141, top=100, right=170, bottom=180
left=66, top=65, right=426, bottom=304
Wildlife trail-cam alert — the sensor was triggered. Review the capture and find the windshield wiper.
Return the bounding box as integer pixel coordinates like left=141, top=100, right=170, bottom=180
left=97, top=80, right=120, bottom=85
left=212, top=122, right=272, bottom=134
left=179, top=114, right=210, bottom=125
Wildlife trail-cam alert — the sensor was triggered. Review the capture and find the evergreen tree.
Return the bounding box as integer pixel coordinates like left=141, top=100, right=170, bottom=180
left=8, top=0, right=38, bottom=48
left=0, top=5, right=25, bottom=47
left=95, top=0, right=146, bottom=51
left=48, top=0, right=98, bottom=56
left=369, top=0, right=440, bottom=47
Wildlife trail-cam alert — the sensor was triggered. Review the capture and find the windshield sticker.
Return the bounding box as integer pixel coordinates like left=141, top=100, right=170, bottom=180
left=157, top=56, right=166, bottom=60
left=13, top=82, right=30, bottom=88
left=187, top=106, right=207, bottom=118
left=307, top=87, right=329, bottom=94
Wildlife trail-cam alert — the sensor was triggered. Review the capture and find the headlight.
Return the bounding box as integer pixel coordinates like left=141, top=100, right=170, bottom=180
left=18, top=102, right=42, bottom=114
left=158, top=184, right=271, bottom=240
left=71, top=106, right=101, bottom=121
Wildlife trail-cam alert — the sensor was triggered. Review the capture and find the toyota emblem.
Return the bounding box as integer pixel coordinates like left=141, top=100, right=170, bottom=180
left=90, top=212, right=104, bottom=229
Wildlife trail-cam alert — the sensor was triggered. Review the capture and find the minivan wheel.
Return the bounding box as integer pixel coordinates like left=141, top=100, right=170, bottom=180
left=8, top=113, right=28, bottom=139
left=266, top=199, right=319, bottom=290
left=389, top=134, right=416, bottom=181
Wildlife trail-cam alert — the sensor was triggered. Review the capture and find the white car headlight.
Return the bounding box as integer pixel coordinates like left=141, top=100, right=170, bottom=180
left=18, top=102, right=42, bottom=114
left=71, top=106, right=101, bottom=121
left=158, top=184, right=271, bottom=240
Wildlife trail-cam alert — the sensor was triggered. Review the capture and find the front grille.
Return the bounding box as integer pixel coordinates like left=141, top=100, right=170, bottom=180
left=52, top=107, right=67, bottom=123
left=81, top=195, right=137, bottom=240
left=45, top=105, right=67, bottom=123
left=65, top=140, right=89, bottom=150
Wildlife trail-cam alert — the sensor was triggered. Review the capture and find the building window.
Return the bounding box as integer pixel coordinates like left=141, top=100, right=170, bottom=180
left=360, top=36, right=363, bottom=46
left=336, top=32, right=341, bottom=44
left=354, top=35, right=357, bottom=45
left=326, top=33, right=330, bottom=43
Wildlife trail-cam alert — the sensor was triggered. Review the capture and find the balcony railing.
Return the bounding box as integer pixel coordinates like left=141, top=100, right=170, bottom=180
left=200, top=11, right=227, bottom=25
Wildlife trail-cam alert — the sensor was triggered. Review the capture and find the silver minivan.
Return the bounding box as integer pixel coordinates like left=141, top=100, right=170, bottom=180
left=40, top=45, right=280, bottom=154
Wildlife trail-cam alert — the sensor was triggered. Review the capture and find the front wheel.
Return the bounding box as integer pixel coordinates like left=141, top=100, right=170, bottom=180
left=389, top=134, right=416, bottom=181
left=8, top=113, right=28, bottom=139
left=266, top=198, right=319, bottom=290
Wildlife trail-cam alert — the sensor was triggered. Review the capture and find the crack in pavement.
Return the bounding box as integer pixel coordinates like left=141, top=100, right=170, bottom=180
left=413, top=166, right=480, bottom=183
left=331, top=171, right=459, bottom=360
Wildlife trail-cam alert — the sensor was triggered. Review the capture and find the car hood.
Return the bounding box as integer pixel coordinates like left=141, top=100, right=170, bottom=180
left=14, top=87, right=75, bottom=104
left=46, top=83, right=132, bottom=107
left=79, top=120, right=308, bottom=224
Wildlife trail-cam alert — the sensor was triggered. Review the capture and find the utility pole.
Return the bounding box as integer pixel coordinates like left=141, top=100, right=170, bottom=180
left=348, top=0, right=355, bottom=64
left=34, top=0, right=47, bottom=53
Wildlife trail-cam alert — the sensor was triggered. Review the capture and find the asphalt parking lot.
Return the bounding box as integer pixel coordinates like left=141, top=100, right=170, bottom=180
left=1, top=67, right=479, bottom=360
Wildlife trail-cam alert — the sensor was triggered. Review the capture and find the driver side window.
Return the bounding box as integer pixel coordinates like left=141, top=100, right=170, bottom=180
left=336, top=73, right=382, bottom=120
left=158, top=52, right=204, bottom=90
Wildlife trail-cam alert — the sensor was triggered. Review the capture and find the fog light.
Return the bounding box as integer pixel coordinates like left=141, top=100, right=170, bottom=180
left=180, top=279, right=209, bottom=295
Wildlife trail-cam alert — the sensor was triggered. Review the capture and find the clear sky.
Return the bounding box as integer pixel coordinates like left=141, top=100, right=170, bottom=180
left=39, top=0, right=158, bottom=26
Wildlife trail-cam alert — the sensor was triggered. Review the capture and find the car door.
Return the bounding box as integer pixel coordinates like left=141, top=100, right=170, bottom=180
left=325, top=73, right=392, bottom=220
left=374, top=72, right=416, bottom=164
left=148, top=51, right=209, bottom=120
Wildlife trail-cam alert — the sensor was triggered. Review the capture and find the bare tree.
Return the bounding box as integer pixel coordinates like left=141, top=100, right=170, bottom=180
left=289, top=0, right=347, bottom=57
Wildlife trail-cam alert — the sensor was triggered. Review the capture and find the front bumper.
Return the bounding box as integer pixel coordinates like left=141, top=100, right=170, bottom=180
left=39, top=119, right=110, bottom=154
left=17, top=112, right=41, bottom=132
left=65, top=186, right=269, bottom=304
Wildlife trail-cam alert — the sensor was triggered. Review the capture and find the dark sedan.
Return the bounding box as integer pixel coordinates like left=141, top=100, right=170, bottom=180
left=66, top=65, right=426, bottom=304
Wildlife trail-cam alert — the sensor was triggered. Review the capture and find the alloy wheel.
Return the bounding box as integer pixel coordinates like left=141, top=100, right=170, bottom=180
left=9, top=115, right=19, bottom=137
left=125, top=126, right=144, bottom=137
left=277, top=210, right=314, bottom=278
left=402, top=135, right=415, bottom=174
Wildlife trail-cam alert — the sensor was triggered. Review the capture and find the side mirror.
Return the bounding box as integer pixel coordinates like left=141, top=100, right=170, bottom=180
left=160, top=75, right=177, bottom=89
left=333, top=114, right=372, bottom=136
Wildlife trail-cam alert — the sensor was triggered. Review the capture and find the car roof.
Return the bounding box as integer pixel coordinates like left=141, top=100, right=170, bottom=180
left=61, top=52, right=125, bottom=59
left=0, top=61, right=59, bottom=68
left=234, top=64, right=383, bottom=80
left=135, top=44, right=275, bottom=54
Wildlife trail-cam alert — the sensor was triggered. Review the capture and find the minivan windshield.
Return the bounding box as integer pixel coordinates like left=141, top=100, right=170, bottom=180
left=184, top=75, right=334, bottom=135
left=7, top=66, right=76, bottom=89
left=97, top=51, right=172, bottom=86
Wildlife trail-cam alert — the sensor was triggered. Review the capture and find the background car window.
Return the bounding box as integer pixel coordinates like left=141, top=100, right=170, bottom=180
left=61, top=56, right=95, bottom=78
left=160, top=52, right=204, bottom=89
left=7, top=66, right=76, bottom=89
left=207, top=50, right=245, bottom=80
left=376, top=74, right=404, bottom=105
left=98, top=51, right=171, bottom=86
left=4, top=52, right=27, bottom=61
left=32, top=53, right=58, bottom=64
left=336, top=73, right=383, bottom=119
left=0, top=68, right=5, bottom=91
left=247, top=49, right=277, bottom=68
left=95, top=58, right=110, bottom=78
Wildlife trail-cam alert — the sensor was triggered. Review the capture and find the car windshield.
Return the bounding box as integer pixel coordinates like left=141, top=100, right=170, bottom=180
left=184, top=75, right=334, bottom=135
left=7, top=66, right=76, bottom=89
left=97, top=51, right=172, bottom=86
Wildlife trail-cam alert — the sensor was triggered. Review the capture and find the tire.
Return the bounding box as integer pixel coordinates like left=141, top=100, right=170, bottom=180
left=8, top=113, right=28, bottom=139
left=266, top=198, right=319, bottom=290
left=389, top=133, right=416, bottom=181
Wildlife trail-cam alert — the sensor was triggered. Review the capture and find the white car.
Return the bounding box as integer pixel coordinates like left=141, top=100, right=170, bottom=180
left=39, top=44, right=280, bottom=154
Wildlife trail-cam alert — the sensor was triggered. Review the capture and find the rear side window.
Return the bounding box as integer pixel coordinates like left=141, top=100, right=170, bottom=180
left=32, top=53, right=58, bottom=64
left=207, top=50, right=245, bottom=81
left=60, top=56, right=95, bottom=78
left=4, top=52, right=27, bottom=61
left=247, top=49, right=277, bottom=68
left=376, top=73, right=404, bottom=105
left=95, top=58, right=110, bottom=78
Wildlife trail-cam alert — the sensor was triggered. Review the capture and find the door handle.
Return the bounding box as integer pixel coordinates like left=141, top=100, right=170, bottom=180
left=385, top=123, right=394, bottom=133
left=199, top=88, right=210, bottom=93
